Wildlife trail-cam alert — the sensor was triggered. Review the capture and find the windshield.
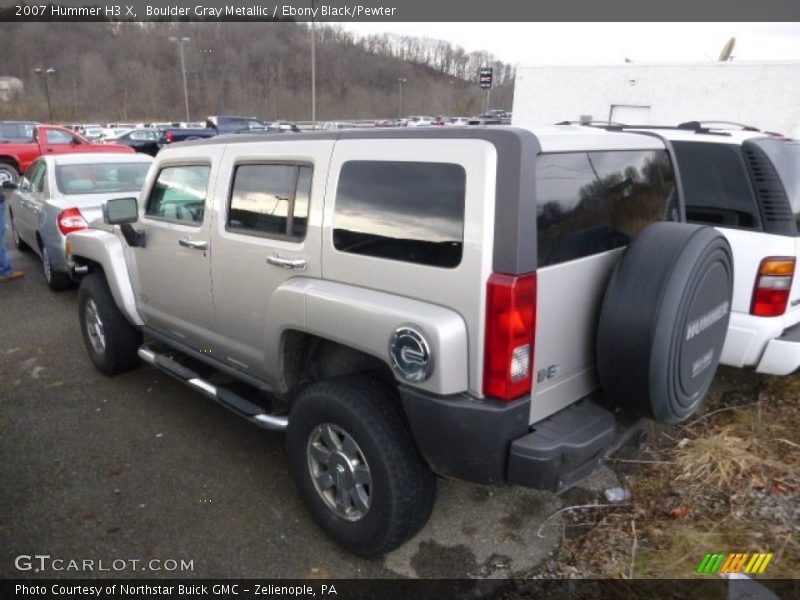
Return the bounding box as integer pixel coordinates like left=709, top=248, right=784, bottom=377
left=752, top=137, right=800, bottom=233
left=56, top=162, right=150, bottom=195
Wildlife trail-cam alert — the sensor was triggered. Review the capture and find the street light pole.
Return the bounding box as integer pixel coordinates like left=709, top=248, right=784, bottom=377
left=169, top=36, right=192, bottom=122
left=34, top=67, right=56, bottom=123
left=397, top=78, right=407, bottom=119
left=310, top=0, right=319, bottom=126
left=311, top=20, right=316, bottom=124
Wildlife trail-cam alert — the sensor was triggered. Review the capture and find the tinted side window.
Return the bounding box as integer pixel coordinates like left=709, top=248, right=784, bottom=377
left=333, top=161, right=466, bottom=268
left=672, top=141, right=761, bottom=230
left=228, top=164, right=311, bottom=240
left=0, top=122, right=35, bottom=141
left=146, top=165, right=210, bottom=225
left=536, top=150, right=676, bottom=267
left=45, top=129, right=76, bottom=145
left=749, top=138, right=800, bottom=233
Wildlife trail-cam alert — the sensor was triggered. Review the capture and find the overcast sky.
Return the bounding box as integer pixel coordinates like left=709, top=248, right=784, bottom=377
left=341, top=23, right=800, bottom=65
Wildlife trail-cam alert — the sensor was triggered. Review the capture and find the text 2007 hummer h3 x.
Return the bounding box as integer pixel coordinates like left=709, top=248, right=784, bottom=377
left=67, top=126, right=734, bottom=555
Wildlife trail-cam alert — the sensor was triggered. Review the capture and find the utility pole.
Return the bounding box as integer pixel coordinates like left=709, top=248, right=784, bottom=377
left=169, top=36, right=191, bottom=122
left=34, top=67, right=56, bottom=123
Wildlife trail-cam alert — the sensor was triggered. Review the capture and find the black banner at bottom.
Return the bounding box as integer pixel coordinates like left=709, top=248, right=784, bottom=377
left=2, top=579, right=799, bottom=600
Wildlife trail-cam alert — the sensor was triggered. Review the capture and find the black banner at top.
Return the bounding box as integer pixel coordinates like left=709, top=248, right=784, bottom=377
left=1, top=0, right=800, bottom=21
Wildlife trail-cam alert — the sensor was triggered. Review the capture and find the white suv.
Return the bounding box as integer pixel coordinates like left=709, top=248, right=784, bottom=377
left=621, top=124, right=800, bottom=375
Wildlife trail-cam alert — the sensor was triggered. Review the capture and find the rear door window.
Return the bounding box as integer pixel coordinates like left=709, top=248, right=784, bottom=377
left=671, top=141, right=761, bottom=230
left=333, top=161, right=466, bottom=268
left=228, top=164, right=311, bottom=240
left=536, top=150, right=676, bottom=267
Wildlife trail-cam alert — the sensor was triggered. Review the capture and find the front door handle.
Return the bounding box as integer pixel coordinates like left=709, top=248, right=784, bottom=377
left=178, top=239, right=208, bottom=250
left=267, top=255, right=307, bottom=270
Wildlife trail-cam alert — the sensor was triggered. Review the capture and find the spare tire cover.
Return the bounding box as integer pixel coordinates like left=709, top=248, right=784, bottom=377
left=596, top=223, right=733, bottom=423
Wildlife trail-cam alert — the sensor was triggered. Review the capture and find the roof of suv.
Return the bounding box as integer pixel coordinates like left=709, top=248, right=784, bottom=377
left=170, top=125, right=666, bottom=154
left=625, top=127, right=770, bottom=145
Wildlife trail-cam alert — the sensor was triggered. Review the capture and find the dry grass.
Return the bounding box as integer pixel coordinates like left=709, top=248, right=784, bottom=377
left=674, top=427, right=774, bottom=490
left=531, top=368, right=800, bottom=580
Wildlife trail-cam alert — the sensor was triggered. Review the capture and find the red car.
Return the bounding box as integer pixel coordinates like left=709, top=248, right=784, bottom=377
left=0, top=122, right=134, bottom=184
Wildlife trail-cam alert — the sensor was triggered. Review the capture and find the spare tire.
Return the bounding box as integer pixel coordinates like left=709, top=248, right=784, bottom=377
left=596, top=223, right=733, bottom=423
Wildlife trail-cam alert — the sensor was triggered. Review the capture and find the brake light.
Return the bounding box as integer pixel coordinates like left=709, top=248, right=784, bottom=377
left=751, top=257, right=795, bottom=317
left=165, top=131, right=174, bottom=142
left=57, top=207, right=88, bottom=235
left=484, top=272, right=537, bottom=401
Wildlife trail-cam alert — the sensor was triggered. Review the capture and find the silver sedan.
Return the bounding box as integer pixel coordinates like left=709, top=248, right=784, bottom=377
left=4, top=152, right=152, bottom=290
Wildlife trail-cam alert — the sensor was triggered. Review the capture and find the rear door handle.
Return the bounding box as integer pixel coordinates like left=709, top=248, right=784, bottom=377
left=267, top=255, right=307, bottom=270
left=178, top=239, right=208, bottom=250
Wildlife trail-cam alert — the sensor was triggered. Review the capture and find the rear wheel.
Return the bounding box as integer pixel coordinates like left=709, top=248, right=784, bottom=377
left=41, top=245, right=72, bottom=291
left=287, top=376, right=436, bottom=556
left=0, top=161, right=19, bottom=185
left=78, top=273, right=142, bottom=375
left=9, top=211, right=29, bottom=252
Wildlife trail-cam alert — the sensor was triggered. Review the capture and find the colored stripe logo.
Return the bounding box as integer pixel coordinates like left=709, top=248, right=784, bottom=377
left=696, top=552, right=773, bottom=574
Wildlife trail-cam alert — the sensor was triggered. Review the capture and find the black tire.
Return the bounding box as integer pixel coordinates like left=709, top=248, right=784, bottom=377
left=0, top=160, right=19, bottom=185
left=41, top=245, right=72, bottom=291
left=287, top=376, right=436, bottom=556
left=597, top=223, right=733, bottom=423
left=9, top=211, right=30, bottom=252
left=78, top=272, right=142, bottom=376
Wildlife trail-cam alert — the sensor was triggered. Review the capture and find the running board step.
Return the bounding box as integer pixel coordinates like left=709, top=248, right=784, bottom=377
left=137, top=346, right=288, bottom=431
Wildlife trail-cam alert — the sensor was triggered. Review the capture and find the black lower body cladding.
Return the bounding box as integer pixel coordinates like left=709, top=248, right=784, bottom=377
left=596, top=223, right=733, bottom=423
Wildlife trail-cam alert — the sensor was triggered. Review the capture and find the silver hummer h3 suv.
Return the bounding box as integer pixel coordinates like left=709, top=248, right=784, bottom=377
left=67, top=126, right=734, bottom=556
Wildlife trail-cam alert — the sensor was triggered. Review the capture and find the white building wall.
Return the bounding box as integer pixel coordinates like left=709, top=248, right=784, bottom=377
left=512, top=62, right=800, bottom=137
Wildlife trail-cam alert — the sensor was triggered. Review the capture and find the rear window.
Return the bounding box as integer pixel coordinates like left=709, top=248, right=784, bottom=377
left=0, top=122, right=35, bottom=142
left=671, top=141, right=761, bottom=230
left=750, top=137, right=800, bottom=233
left=536, top=150, right=677, bottom=267
left=55, top=162, right=150, bottom=195
left=333, top=161, right=466, bottom=268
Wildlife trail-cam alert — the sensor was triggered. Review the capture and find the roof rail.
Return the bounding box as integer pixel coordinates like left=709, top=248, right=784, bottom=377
left=554, top=120, right=628, bottom=127
left=677, top=120, right=761, bottom=132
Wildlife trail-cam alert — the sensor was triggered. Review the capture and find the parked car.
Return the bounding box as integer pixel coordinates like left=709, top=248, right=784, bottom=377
left=614, top=122, right=800, bottom=375
left=206, top=115, right=268, bottom=134
left=4, top=152, right=152, bottom=290
left=111, top=128, right=165, bottom=156
left=0, top=124, right=134, bottom=184
left=406, top=115, right=433, bottom=127
left=161, top=127, right=216, bottom=144
left=82, top=127, right=107, bottom=141
left=267, top=121, right=301, bottom=132
left=321, top=121, right=357, bottom=131
left=445, top=117, right=470, bottom=127
left=67, top=126, right=732, bottom=556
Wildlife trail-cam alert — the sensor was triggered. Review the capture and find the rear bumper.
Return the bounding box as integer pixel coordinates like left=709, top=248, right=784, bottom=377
left=755, top=322, right=800, bottom=375
left=400, top=386, right=641, bottom=492
left=721, top=311, right=800, bottom=373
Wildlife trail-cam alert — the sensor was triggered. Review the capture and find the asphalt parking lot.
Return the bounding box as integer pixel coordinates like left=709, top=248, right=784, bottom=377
left=0, top=232, right=624, bottom=579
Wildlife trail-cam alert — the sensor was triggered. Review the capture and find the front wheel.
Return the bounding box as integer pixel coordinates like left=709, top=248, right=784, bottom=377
left=42, top=245, right=72, bottom=291
left=78, top=273, right=142, bottom=375
left=287, top=376, right=436, bottom=556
